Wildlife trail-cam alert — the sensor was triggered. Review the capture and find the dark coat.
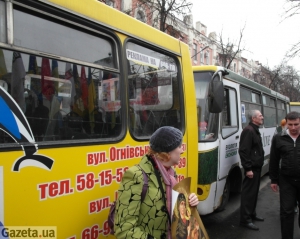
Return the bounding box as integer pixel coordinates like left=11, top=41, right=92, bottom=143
left=238, top=122, right=264, bottom=172
left=269, top=129, right=300, bottom=184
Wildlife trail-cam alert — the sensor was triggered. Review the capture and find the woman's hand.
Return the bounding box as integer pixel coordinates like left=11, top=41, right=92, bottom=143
left=188, top=193, right=199, bottom=207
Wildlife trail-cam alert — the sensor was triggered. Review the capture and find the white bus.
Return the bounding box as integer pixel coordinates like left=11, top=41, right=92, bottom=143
left=193, top=65, right=290, bottom=215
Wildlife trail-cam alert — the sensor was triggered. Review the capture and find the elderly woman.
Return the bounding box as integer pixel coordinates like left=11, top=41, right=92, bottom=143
left=114, top=126, right=199, bottom=239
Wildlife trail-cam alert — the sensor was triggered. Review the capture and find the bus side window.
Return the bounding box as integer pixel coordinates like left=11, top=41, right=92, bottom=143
left=126, top=42, right=181, bottom=138
left=222, top=88, right=238, bottom=138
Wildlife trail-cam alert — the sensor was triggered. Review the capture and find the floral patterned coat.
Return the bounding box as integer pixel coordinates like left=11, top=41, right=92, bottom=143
left=114, top=155, right=168, bottom=239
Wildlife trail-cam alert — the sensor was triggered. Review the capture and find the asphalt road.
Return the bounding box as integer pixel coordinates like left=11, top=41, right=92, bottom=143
left=200, top=175, right=300, bottom=239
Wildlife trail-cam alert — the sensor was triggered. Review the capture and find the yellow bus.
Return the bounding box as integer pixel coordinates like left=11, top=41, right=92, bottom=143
left=0, top=0, right=224, bottom=238
left=290, top=102, right=300, bottom=112
left=193, top=65, right=290, bottom=215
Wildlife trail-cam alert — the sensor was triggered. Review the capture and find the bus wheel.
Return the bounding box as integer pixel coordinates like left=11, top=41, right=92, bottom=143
left=216, top=179, right=230, bottom=212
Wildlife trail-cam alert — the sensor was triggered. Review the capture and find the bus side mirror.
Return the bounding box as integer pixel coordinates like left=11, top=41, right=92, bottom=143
left=208, top=73, right=224, bottom=113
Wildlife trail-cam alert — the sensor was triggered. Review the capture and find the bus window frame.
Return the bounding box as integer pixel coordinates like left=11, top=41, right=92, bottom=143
left=262, top=94, right=277, bottom=128
left=221, top=86, right=239, bottom=139
left=240, top=86, right=263, bottom=129
left=194, top=70, right=220, bottom=143
left=276, top=99, right=287, bottom=124
left=0, top=1, right=132, bottom=149
left=13, top=3, right=121, bottom=73
left=124, top=38, right=185, bottom=141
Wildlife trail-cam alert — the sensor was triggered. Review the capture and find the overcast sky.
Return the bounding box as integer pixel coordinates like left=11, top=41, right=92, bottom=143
left=189, top=0, right=300, bottom=71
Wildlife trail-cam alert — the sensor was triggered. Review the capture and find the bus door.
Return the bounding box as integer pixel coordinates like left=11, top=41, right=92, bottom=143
left=215, top=79, right=241, bottom=209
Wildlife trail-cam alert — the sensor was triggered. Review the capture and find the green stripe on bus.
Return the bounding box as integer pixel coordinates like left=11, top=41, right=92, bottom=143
left=198, top=147, right=218, bottom=184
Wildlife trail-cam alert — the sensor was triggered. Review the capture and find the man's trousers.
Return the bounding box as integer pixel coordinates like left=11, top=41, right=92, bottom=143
left=279, top=174, right=300, bottom=239
left=240, top=169, right=261, bottom=224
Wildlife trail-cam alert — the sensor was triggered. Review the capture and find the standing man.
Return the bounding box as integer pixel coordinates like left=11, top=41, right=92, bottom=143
left=239, top=109, right=265, bottom=230
left=270, top=111, right=300, bottom=239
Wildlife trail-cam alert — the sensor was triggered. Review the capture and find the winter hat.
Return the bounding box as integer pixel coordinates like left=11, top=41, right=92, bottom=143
left=149, top=126, right=182, bottom=153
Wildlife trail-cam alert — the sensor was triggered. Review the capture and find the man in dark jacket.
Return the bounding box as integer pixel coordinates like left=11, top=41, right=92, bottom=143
left=239, top=109, right=265, bottom=231
left=270, top=111, right=300, bottom=239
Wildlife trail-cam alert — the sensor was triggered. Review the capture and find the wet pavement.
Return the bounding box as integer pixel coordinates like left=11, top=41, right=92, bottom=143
left=201, top=175, right=300, bottom=239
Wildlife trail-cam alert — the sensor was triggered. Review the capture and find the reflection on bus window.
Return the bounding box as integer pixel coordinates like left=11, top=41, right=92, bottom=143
left=126, top=42, right=182, bottom=137
left=194, top=71, right=219, bottom=141
left=240, top=87, right=262, bottom=129
left=13, top=9, right=117, bottom=69
left=263, top=95, right=276, bottom=127
left=0, top=49, right=121, bottom=144
left=222, top=88, right=238, bottom=138
left=277, top=100, right=286, bottom=123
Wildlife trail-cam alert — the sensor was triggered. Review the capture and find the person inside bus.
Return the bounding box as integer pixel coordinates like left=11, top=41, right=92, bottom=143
left=270, top=111, right=300, bottom=239
left=114, top=126, right=199, bottom=239
left=239, top=109, right=265, bottom=231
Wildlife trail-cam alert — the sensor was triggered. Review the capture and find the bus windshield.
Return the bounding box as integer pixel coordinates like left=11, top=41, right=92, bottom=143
left=194, top=71, right=219, bottom=141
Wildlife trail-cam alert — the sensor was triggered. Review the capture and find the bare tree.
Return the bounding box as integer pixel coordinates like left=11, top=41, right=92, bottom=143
left=283, top=0, right=300, bottom=19
left=255, top=61, right=300, bottom=101
left=280, top=64, right=300, bottom=101
left=282, top=1, right=300, bottom=59
left=286, top=41, right=300, bottom=60
left=216, top=24, right=247, bottom=69
left=253, top=66, right=267, bottom=86
left=266, top=64, right=284, bottom=91
left=252, top=62, right=284, bottom=91
left=121, top=0, right=192, bottom=32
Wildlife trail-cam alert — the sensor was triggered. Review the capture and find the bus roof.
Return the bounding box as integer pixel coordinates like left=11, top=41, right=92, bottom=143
left=192, top=65, right=290, bottom=102
left=41, top=0, right=183, bottom=56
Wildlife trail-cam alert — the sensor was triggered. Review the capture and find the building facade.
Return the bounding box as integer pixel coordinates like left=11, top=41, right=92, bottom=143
left=104, top=0, right=262, bottom=81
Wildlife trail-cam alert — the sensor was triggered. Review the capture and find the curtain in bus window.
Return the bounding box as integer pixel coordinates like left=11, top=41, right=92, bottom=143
left=41, top=58, right=54, bottom=101
left=52, top=60, right=59, bottom=93
left=126, top=42, right=181, bottom=137
left=88, top=68, right=96, bottom=134
left=0, top=49, right=121, bottom=145
left=72, top=64, right=85, bottom=116
left=11, top=52, right=26, bottom=113
left=96, top=69, right=121, bottom=137
left=0, top=49, right=7, bottom=79
left=65, top=63, right=76, bottom=106
left=80, top=66, right=88, bottom=110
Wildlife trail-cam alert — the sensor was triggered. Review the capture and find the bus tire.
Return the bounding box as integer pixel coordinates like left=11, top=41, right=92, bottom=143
left=216, top=178, right=230, bottom=212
